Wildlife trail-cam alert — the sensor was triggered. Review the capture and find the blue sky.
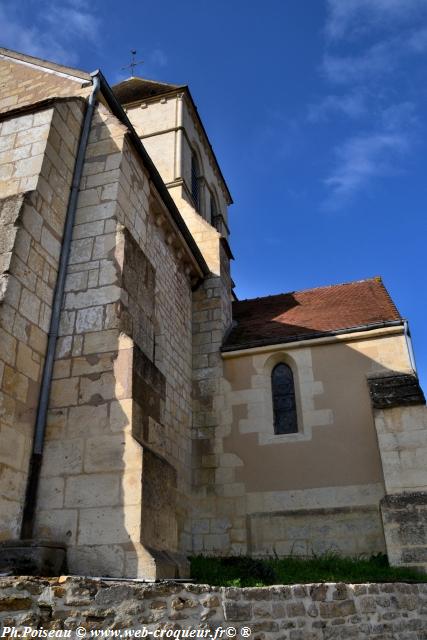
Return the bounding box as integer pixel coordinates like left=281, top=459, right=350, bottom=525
left=2, top=0, right=427, bottom=387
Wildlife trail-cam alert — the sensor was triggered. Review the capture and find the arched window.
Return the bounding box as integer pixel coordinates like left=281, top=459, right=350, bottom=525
left=191, top=152, right=200, bottom=211
left=271, top=363, right=298, bottom=434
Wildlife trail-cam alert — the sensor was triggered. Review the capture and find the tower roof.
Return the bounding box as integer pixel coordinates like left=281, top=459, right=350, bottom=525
left=112, top=76, right=186, bottom=104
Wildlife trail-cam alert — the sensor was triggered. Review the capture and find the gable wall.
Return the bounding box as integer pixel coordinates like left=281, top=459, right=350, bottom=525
left=0, top=57, right=90, bottom=113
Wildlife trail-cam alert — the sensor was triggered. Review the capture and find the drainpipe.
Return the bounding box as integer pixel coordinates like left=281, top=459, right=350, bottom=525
left=404, top=319, right=418, bottom=374
left=20, top=73, right=101, bottom=539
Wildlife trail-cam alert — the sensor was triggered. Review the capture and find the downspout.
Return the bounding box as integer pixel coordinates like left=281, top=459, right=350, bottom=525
left=404, top=319, right=418, bottom=374
left=20, top=73, right=101, bottom=539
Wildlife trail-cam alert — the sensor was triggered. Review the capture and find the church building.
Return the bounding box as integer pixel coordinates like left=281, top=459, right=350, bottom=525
left=0, top=47, right=426, bottom=579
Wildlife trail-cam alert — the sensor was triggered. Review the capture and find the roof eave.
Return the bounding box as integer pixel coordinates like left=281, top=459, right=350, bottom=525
left=221, top=319, right=404, bottom=353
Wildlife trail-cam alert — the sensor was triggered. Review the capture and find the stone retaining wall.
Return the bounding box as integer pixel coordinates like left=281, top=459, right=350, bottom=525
left=0, top=577, right=426, bottom=639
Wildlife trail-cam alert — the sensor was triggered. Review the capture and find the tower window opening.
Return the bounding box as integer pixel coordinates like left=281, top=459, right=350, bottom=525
left=191, top=153, right=200, bottom=211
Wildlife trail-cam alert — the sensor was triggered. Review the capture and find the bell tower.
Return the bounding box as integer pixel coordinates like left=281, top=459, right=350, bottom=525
left=112, top=76, right=233, bottom=277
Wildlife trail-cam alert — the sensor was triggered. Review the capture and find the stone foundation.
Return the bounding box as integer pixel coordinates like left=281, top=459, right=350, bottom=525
left=381, top=492, right=427, bottom=573
left=0, top=576, right=426, bottom=638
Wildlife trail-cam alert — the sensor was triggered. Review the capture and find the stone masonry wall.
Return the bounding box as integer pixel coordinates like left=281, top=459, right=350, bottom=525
left=0, top=577, right=426, bottom=639
left=34, top=103, right=194, bottom=579
left=0, top=100, right=85, bottom=541
left=0, top=56, right=90, bottom=113
left=370, top=389, right=427, bottom=573
left=191, top=243, right=236, bottom=556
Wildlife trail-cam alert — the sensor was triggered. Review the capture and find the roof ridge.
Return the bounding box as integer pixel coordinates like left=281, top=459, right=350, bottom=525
left=234, top=276, right=385, bottom=305
left=114, top=76, right=184, bottom=89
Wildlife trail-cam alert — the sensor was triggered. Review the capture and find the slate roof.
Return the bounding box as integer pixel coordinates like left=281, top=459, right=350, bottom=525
left=223, top=277, right=402, bottom=352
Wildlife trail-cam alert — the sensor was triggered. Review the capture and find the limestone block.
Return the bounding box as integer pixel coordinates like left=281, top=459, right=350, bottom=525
left=71, top=353, right=114, bottom=377
left=109, top=398, right=133, bottom=432
left=75, top=201, right=116, bottom=224
left=35, top=508, right=78, bottom=545
left=93, top=233, right=116, bottom=260
left=65, top=473, right=120, bottom=508
left=67, top=544, right=125, bottom=578
left=65, top=285, right=121, bottom=310
left=77, top=505, right=141, bottom=545
left=40, top=227, right=61, bottom=261
left=0, top=327, right=17, bottom=366
left=72, top=219, right=104, bottom=239
left=64, top=271, right=88, bottom=292
left=122, top=470, right=143, bottom=506
left=69, top=237, right=94, bottom=264
left=68, top=403, right=108, bottom=436
left=76, top=306, right=104, bottom=333
left=2, top=365, right=28, bottom=402
left=83, top=329, right=119, bottom=355
left=19, top=288, right=40, bottom=324
left=0, top=465, right=26, bottom=502
left=99, top=261, right=118, bottom=286
left=79, top=371, right=116, bottom=404
left=50, top=377, right=79, bottom=407
left=59, top=310, right=75, bottom=335
left=45, top=409, right=67, bottom=440
left=83, top=434, right=128, bottom=472
left=37, top=476, right=65, bottom=509
left=2, top=114, right=34, bottom=135
left=41, top=439, right=84, bottom=477
left=16, top=342, right=40, bottom=381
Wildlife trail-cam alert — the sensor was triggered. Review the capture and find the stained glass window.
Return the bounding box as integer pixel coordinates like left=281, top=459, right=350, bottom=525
left=271, top=363, right=298, bottom=434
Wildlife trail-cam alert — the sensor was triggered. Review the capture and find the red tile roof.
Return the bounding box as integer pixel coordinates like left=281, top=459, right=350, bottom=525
left=223, top=277, right=402, bottom=352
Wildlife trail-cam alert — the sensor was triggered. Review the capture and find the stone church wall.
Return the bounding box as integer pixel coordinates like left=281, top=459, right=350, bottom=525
left=33, top=104, right=194, bottom=578
left=0, top=100, right=85, bottom=540
left=0, top=576, right=426, bottom=639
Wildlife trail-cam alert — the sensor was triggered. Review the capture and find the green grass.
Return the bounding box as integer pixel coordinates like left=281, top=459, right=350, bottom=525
left=190, top=554, right=427, bottom=587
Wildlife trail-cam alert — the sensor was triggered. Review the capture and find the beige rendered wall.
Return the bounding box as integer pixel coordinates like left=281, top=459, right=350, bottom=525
left=0, top=100, right=85, bottom=540
left=33, top=104, right=195, bottom=578
left=191, top=329, right=413, bottom=558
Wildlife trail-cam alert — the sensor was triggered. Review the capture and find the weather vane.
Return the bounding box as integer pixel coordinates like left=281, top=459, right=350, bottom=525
left=121, top=50, right=144, bottom=77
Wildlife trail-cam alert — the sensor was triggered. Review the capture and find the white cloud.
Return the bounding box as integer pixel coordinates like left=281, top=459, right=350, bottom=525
left=323, top=132, right=409, bottom=210
left=326, top=0, right=427, bottom=41
left=0, top=0, right=99, bottom=67
left=45, top=5, right=100, bottom=41
left=307, top=91, right=367, bottom=123
left=322, top=40, right=396, bottom=85
left=317, top=1, right=427, bottom=211
left=149, top=49, right=168, bottom=68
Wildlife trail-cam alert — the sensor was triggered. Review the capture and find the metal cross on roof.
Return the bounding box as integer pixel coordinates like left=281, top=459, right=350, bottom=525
left=121, top=50, right=144, bottom=77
